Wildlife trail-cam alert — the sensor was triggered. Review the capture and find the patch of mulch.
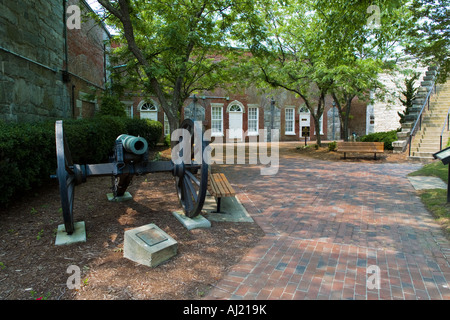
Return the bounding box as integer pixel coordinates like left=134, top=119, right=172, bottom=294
left=0, top=146, right=265, bottom=300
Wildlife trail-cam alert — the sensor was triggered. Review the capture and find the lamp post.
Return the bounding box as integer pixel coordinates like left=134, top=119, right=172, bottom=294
left=269, top=97, right=275, bottom=142
left=332, top=101, right=336, bottom=141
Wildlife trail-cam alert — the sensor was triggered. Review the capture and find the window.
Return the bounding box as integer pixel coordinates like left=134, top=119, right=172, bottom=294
left=140, top=102, right=157, bottom=111
left=248, top=107, right=259, bottom=134
left=140, top=101, right=158, bottom=121
left=229, top=105, right=242, bottom=112
left=164, top=113, right=170, bottom=136
left=211, top=106, right=223, bottom=135
left=125, top=105, right=133, bottom=118
left=285, top=108, right=295, bottom=134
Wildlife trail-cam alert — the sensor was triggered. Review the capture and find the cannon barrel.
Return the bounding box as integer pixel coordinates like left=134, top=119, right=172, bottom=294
left=116, top=134, right=148, bottom=155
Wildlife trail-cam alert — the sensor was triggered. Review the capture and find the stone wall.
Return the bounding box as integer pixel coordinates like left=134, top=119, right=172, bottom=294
left=0, top=0, right=110, bottom=122
left=0, top=0, right=70, bottom=122
left=367, top=59, right=428, bottom=134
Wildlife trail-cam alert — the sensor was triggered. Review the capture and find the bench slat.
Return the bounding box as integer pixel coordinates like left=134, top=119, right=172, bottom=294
left=216, top=173, right=235, bottom=197
left=209, top=173, right=235, bottom=197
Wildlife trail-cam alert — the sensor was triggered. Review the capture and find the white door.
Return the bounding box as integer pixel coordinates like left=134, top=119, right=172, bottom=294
left=299, top=112, right=310, bottom=137
left=229, top=112, right=243, bottom=140
left=228, top=105, right=243, bottom=140
left=140, top=111, right=157, bottom=121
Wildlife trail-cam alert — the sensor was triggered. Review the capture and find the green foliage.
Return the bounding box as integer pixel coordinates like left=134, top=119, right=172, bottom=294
left=398, top=73, right=420, bottom=125
left=164, top=133, right=171, bottom=147
left=124, top=118, right=163, bottom=149
left=0, top=117, right=162, bottom=207
left=406, top=0, right=450, bottom=83
left=96, top=0, right=249, bottom=129
left=99, top=95, right=127, bottom=117
left=328, top=141, right=337, bottom=151
left=360, top=130, right=398, bottom=150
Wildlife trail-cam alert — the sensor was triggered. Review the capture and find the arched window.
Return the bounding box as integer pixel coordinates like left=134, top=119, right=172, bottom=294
left=299, top=106, right=309, bottom=113
left=140, top=102, right=158, bottom=112
left=229, top=105, right=242, bottom=112
left=226, top=100, right=245, bottom=113
left=139, top=100, right=158, bottom=121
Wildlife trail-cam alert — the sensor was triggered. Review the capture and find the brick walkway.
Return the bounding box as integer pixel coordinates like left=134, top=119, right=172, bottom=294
left=205, top=144, right=450, bottom=300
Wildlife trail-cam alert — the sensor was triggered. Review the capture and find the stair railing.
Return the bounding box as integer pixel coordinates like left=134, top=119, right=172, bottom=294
left=408, top=80, right=436, bottom=156
left=440, top=105, right=450, bottom=150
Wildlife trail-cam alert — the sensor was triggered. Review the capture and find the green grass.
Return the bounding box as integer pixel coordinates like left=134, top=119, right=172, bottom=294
left=418, top=189, right=450, bottom=238
left=408, top=161, right=448, bottom=183
left=410, top=161, right=450, bottom=238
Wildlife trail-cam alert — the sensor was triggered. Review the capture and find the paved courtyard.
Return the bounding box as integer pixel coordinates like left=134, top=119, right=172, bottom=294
left=205, top=142, right=450, bottom=300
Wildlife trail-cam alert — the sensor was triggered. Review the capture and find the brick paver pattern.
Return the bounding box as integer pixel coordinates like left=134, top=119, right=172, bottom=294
left=205, top=147, right=450, bottom=300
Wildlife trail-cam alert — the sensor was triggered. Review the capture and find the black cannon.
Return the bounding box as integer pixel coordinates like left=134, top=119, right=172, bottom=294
left=54, top=118, right=208, bottom=235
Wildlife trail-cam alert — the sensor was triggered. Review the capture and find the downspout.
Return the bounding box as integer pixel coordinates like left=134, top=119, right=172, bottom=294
left=62, top=0, right=74, bottom=118
left=63, top=0, right=69, bottom=78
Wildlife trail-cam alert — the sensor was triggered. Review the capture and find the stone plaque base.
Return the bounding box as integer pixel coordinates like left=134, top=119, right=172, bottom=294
left=55, top=221, right=86, bottom=246
left=106, top=192, right=133, bottom=202
left=172, top=211, right=211, bottom=230
left=124, top=224, right=177, bottom=267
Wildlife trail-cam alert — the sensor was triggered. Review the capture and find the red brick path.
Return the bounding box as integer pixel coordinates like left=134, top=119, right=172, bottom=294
left=205, top=146, right=450, bottom=300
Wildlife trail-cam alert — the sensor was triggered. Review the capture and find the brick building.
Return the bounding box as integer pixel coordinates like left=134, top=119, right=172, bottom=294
left=1, top=1, right=424, bottom=143
left=125, top=87, right=347, bottom=143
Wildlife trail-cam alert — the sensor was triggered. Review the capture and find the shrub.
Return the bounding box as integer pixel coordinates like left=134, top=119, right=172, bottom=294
left=360, top=130, right=398, bottom=150
left=98, top=95, right=127, bottom=117
left=164, top=134, right=171, bottom=147
left=0, top=121, right=56, bottom=206
left=328, top=141, right=337, bottom=151
left=0, top=116, right=163, bottom=207
left=124, top=118, right=162, bottom=149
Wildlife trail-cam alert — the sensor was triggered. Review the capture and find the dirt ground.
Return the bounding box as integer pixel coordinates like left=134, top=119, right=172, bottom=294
left=287, top=141, right=415, bottom=163
left=0, top=142, right=415, bottom=300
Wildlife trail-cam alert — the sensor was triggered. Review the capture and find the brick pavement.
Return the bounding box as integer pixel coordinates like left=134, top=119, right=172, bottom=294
left=205, top=145, right=450, bottom=300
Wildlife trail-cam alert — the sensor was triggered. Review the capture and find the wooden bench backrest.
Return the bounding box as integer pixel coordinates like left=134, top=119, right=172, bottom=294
left=337, top=142, right=384, bottom=152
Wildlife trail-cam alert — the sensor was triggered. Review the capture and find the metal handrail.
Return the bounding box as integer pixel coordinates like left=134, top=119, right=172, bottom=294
left=408, top=80, right=436, bottom=156
left=440, top=105, right=450, bottom=150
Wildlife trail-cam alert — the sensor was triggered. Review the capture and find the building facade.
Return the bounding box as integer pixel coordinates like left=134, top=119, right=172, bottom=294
left=125, top=87, right=345, bottom=143
left=2, top=1, right=426, bottom=144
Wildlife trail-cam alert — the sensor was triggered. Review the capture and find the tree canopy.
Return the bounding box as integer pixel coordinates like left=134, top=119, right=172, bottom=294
left=92, top=0, right=450, bottom=144
left=96, top=0, right=254, bottom=134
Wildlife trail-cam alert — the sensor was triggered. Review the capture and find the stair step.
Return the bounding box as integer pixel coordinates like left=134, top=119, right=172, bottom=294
left=411, top=152, right=436, bottom=158
left=408, top=156, right=435, bottom=162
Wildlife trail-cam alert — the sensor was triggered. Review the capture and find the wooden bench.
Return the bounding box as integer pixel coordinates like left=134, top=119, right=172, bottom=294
left=337, top=142, right=384, bottom=160
left=208, top=173, right=236, bottom=213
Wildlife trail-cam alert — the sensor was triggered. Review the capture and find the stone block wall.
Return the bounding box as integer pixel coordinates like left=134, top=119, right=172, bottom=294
left=0, top=0, right=70, bottom=122
left=366, top=59, right=428, bottom=134
left=0, top=0, right=110, bottom=123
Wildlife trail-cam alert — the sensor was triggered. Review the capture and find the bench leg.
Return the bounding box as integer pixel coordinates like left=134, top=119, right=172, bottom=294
left=344, top=152, right=346, bottom=160
left=212, top=197, right=224, bottom=214
left=374, top=153, right=377, bottom=160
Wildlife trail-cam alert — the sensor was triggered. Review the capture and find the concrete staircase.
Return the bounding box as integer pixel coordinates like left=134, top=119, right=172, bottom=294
left=393, top=66, right=450, bottom=160
left=409, top=80, right=450, bottom=160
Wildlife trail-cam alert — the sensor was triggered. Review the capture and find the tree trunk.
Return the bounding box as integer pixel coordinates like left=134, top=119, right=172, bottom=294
left=313, top=115, right=322, bottom=147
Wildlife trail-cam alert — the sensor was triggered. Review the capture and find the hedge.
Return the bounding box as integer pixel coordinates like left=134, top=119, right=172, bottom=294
left=0, top=116, right=162, bottom=207
left=360, top=130, right=398, bottom=150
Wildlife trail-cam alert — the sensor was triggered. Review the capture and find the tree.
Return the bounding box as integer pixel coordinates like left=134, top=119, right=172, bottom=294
left=95, top=0, right=250, bottom=139
left=314, top=0, right=410, bottom=141
left=405, top=0, right=450, bottom=83
left=397, top=73, right=420, bottom=125
left=233, top=0, right=405, bottom=145
left=232, top=1, right=335, bottom=146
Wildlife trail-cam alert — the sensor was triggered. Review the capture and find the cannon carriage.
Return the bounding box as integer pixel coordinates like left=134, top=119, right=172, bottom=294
left=54, top=118, right=208, bottom=235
